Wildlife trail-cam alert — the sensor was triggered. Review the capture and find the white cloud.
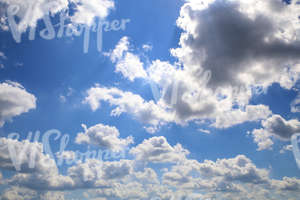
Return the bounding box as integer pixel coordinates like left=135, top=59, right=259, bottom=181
left=0, top=51, right=7, bottom=59
left=1, top=187, right=37, bottom=200
left=291, top=94, right=300, bottom=113
left=0, top=81, right=36, bottom=127
left=69, top=0, right=114, bottom=25
left=0, top=137, right=74, bottom=191
left=213, top=104, right=271, bottom=129
left=252, top=114, right=300, bottom=151
left=67, top=159, right=105, bottom=188
left=2, top=135, right=300, bottom=199
left=142, top=44, right=152, bottom=52
left=75, top=123, right=134, bottom=152
left=172, top=0, right=300, bottom=91
left=197, top=129, right=210, bottom=134
left=84, top=86, right=174, bottom=131
left=130, top=136, right=189, bottom=164
left=280, top=144, right=293, bottom=154
left=1, top=0, right=69, bottom=31
left=1, top=187, right=65, bottom=200
left=59, top=87, right=74, bottom=103
left=0, top=0, right=114, bottom=32
left=108, top=37, right=147, bottom=81
left=252, top=128, right=274, bottom=151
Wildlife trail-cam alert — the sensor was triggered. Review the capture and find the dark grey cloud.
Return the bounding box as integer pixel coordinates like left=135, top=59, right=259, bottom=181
left=174, top=0, right=300, bottom=90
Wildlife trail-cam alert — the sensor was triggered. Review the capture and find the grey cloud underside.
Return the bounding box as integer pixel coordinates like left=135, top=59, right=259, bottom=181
left=180, top=0, right=300, bottom=89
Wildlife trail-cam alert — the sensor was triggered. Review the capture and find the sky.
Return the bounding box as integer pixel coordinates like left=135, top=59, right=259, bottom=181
left=1, top=0, right=300, bottom=199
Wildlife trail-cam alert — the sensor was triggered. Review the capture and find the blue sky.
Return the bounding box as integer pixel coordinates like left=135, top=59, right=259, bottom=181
left=1, top=0, right=300, bottom=200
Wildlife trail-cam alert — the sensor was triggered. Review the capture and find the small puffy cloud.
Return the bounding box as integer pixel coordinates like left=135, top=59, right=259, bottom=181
left=252, top=114, right=300, bottom=151
left=291, top=94, right=300, bottom=113
left=0, top=81, right=36, bottom=127
left=0, top=51, right=6, bottom=69
left=142, top=44, right=152, bottom=52
left=252, top=128, right=274, bottom=151
left=75, top=123, right=134, bottom=152
left=280, top=144, right=293, bottom=154
left=108, top=37, right=147, bottom=81
left=0, top=51, right=7, bottom=59
left=130, top=136, right=189, bottom=164
left=197, top=128, right=211, bottom=134
left=69, top=0, right=114, bottom=25
left=59, top=87, right=74, bottom=103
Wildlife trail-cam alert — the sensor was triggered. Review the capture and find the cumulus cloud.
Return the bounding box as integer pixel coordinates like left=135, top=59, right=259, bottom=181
left=87, top=3, right=296, bottom=132
left=291, top=94, right=300, bottom=113
left=280, top=144, right=293, bottom=154
left=1, top=187, right=65, bottom=200
left=75, top=123, right=134, bottom=152
left=84, top=76, right=271, bottom=132
left=130, top=136, right=189, bottom=164
left=84, top=85, right=174, bottom=131
left=0, top=81, right=36, bottom=127
left=162, top=154, right=269, bottom=192
left=0, top=138, right=74, bottom=191
left=108, top=37, right=147, bottom=81
left=252, top=114, right=300, bottom=150
left=0, top=137, right=53, bottom=173
left=0, top=51, right=7, bottom=69
left=1, top=0, right=69, bottom=31
left=1, top=135, right=300, bottom=200
left=67, top=159, right=105, bottom=188
left=69, top=0, right=114, bottom=25
left=172, top=0, right=300, bottom=91
left=0, top=0, right=114, bottom=32
left=1, top=187, right=37, bottom=200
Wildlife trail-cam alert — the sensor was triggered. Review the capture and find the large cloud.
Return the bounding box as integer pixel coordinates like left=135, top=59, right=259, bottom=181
left=0, top=81, right=36, bottom=127
left=1, top=136, right=300, bottom=199
left=89, top=0, right=300, bottom=134
left=172, top=0, right=300, bottom=91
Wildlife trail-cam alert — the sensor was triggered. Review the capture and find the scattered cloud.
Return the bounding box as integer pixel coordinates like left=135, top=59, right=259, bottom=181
left=142, top=44, right=152, bottom=52
left=130, top=136, right=189, bottom=164
left=108, top=37, right=147, bottom=81
left=0, top=81, right=36, bottom=127
left=75, top=123, right=134, bottom=152
left=252, top=114, right=300, bottom=151
left=280, top=144, right=293, bottom=154
left=0, top=0, right=114, bottom=32
left=0, top=135, right=299, bottom=199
